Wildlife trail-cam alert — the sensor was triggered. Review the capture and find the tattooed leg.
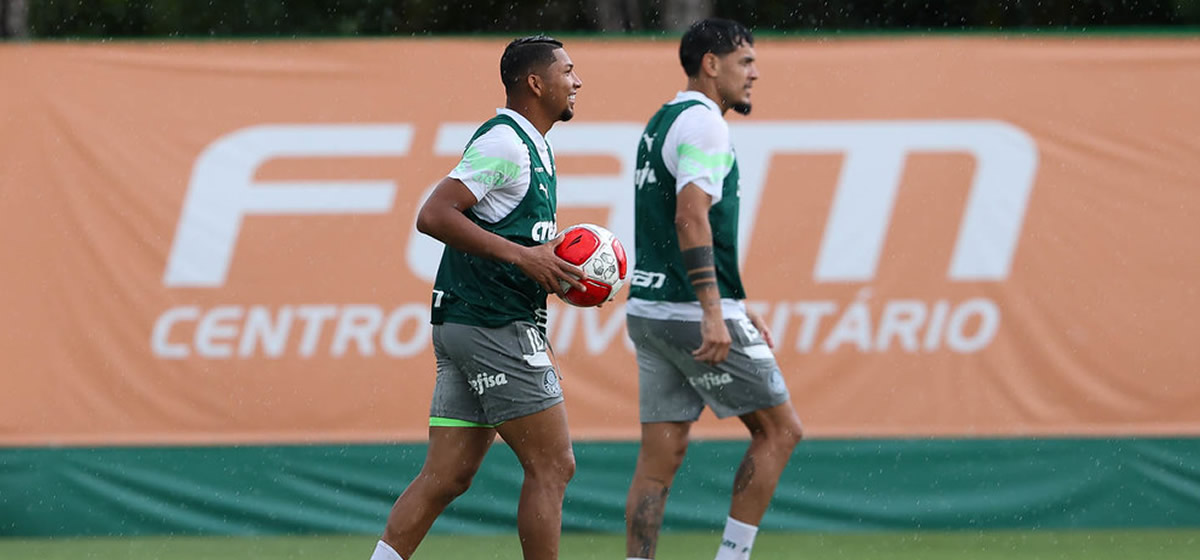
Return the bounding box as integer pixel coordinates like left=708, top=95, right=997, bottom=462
left=628, top=483, right=670, bottom=557
left=729, top=404, right=804, bottom=525
left=732, top=455, right=757, bottom=496
left=626, top=422, right=691, bottom=558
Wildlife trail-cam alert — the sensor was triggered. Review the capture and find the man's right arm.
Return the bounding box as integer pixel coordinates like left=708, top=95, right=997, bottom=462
left=416, top=177, right=584, bottom=295
left=675, top=183, right=731, bottom=365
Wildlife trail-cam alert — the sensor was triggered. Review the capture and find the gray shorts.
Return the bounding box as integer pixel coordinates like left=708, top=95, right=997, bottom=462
left=429, top=321, right=563, bottom=427
left=627, top=314, right=791, bottom=423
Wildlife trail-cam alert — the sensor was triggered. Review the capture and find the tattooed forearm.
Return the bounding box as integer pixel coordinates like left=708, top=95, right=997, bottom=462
left=681, top=246, right=716, bottom=291
left=732, top=455, right=756, bottom=496
left=629, top=486, right=670, bottom=557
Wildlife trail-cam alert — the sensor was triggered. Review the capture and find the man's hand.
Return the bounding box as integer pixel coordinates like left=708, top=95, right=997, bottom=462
left=514, top=242, right=586, bottom=295
left=693, top=310, right=732, bottom=366
left=746, top=308, right=775, bottom=349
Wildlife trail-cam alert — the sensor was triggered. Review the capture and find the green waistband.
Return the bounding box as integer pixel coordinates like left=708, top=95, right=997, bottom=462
left=429, top=417, right=499, bottom=428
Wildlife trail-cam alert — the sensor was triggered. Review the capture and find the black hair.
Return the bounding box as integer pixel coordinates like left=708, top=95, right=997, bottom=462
left=500, top=35, right=564, bottom=94
left=679, top=18, right=754, bottom=77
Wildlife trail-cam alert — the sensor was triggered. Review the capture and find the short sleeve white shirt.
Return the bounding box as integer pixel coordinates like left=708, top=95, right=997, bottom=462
left=660, top=91, right=735, bottom=204
left=447, top=108, right=553, bottom=223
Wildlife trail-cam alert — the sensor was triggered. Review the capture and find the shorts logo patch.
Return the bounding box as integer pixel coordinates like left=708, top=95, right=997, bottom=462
left=768, top=368, right=787, bottom=395
left=542, top=369, right=562, bottom=397
left=469, top=372, right=508, bottom=395
left=689, top=372, right=734, bottom=391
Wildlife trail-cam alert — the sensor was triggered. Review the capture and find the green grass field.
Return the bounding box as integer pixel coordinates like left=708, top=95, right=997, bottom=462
left=2, top=530, right=1198, bottom=560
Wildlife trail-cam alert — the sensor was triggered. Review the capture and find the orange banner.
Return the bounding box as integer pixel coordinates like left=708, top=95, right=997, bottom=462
left=2, top=37, right=1198, bottom=446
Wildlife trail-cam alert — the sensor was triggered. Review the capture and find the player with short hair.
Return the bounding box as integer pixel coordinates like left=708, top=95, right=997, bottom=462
left=369, top=35, right=584, bottom=560
left=623, top=18, right=804, bottom=560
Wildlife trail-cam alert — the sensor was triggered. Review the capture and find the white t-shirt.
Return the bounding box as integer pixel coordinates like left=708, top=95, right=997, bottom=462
left=626, top=91, right=747, bottom=322
left=448, top=108, right=554, bottom=224
left=660, top=91, right=734, bottom=204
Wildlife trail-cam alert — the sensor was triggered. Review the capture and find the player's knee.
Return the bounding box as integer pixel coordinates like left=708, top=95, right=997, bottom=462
left=525, top=449, right=576, bottom=487
left=419, top=468, right=476, bottom=502
left=556, top=450, right=577, bottom=483
left=640, top=431, right=689, bottom=470
left=783, top=422, right=804, bottom=448
left=750, top=418, right=803, bottom=450
left=637, top=445, right=687, bottom=479
left=770, top=420, right=803, bottom=448
left=660, top=439, right=689, bottom=470
left=444, top=472, right=476, bottom=500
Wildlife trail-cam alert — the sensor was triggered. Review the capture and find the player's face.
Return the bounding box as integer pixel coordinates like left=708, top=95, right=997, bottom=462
left=543, top=48, right=583, bottom=122
left=716, top=43, right=758, bottom=115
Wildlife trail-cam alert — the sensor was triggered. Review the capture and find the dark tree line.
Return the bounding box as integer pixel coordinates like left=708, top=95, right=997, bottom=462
left=4, top=0, right=1199, bottom=39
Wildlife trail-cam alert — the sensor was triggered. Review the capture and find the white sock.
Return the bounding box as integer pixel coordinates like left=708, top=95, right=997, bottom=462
left=370, top=540, right=404, bottom=560
left=713, top=516, right=758, bottom=560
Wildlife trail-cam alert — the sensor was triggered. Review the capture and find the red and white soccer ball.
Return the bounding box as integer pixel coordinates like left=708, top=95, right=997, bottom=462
left=553, top=223, right=628, bottom=307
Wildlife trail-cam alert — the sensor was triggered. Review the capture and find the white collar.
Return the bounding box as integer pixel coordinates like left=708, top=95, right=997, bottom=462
left=670, top=90, right=721, bottom=113
left=496, top=108, right=549, bottom=150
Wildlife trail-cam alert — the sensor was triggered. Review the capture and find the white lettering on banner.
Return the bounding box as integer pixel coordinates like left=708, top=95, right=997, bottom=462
left=746, top=297, right=1001, bottom=354
left=944, top=299, right=1000, bottom=353
left=924, top=300, right=951, bottom=351
left=332, top=305, right=384, bottom=357
left=409, top=121, right=1035, bottom=283
left=150, top=299, right=997, bottom=358
left=156, top=120, right=1038, bottom=359
left=296, top=305, right=338, bottom=358
left=240, top=306, right=293, bottom=358
left=381, top=305, right=428, bottom=356
left=151, top=306, right=199, bottom=358
left=168, top=121, right=1035, bottom=287
left=790, top=301, right=838, bottom=353
left=151, top=304, right=430, bottom=359
left=164, top=124, right=412, bottom=287
left=730, top=121, right=1038, bottom=282
left=823, top=296, right=873, bottom=353
left=195, top=305, right=242, bottom=358
left=875, top=299, right=926, bottom=352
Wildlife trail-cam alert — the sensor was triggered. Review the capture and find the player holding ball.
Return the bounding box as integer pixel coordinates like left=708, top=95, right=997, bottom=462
left=369, top=35, right=584, bottom=560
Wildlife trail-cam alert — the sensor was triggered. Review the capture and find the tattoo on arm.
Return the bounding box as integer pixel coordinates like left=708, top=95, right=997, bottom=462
left=733, top=455, right=756, bottom=496
left=681, top=246, right=716, bottom=290
left=630, top=485, right=670, bottom=557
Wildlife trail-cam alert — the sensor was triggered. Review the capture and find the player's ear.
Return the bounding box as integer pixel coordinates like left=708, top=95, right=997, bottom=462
left=702, top=52, right=720, bottom=78
left=527, top=72, right=544, bottom=97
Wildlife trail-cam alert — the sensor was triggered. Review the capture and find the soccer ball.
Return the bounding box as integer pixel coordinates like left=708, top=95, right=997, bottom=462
left=553, top=223, right=628, bottom=307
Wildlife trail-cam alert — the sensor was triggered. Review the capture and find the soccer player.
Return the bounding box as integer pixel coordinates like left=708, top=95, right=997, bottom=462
left=623, top=19, right=804, bottom=560
left=369, top=36, right=584, bottom=560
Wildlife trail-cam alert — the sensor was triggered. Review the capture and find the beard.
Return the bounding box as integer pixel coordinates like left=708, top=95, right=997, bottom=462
left=730, top=102, right=752, bottom=115
left=558, top=107, right=575, bottom=122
